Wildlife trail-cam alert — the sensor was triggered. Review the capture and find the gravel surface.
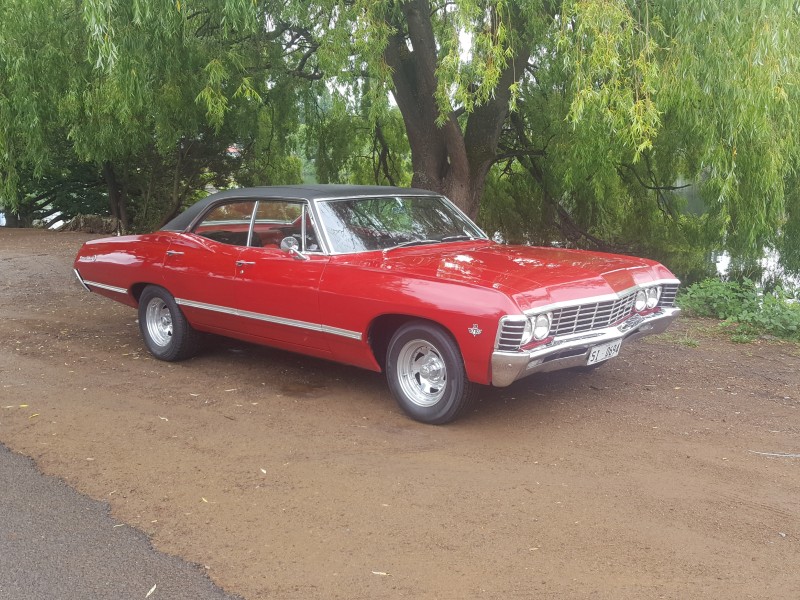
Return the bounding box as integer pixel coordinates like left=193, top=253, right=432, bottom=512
left=1, top=227, right=799, bottom=599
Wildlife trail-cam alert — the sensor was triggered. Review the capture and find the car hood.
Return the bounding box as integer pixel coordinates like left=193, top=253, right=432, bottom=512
left=361, top=241, right=676, bottom=312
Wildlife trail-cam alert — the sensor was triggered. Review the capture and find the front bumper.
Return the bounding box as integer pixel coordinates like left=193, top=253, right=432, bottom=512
left=491, top=307, right=680, bottom=387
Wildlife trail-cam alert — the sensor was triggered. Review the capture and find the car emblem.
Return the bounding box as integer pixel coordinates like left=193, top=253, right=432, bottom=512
left=468, top=324, right=482, bottom=336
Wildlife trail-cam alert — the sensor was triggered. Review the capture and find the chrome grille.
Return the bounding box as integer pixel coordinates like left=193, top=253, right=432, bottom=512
left=497, top=281, right=680, bottom=351
left=659, top=283, right=679, bottom=307
left=497, top=318, right=527, bottom=351
left=551, top=292, right=637, bottom=336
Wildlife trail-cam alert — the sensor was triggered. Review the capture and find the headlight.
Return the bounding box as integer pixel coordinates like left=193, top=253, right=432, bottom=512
left=532, top=312, right=552, bottom=341
left=634, top=290, right=648, bottom=312
left=520, top=319, right=534, bottom=345
left=646, top=286, right=661, bottom=309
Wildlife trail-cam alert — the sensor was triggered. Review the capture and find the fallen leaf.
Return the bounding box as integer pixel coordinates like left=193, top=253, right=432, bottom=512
left=29, top=413, right=39, bottom=419
left=146, top=583, right=157, bottom=598
left=201, top=497, right=208, bottom=503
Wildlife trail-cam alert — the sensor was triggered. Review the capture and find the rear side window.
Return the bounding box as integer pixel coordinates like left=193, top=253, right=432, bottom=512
left=193, top=201, right=257, bottom=247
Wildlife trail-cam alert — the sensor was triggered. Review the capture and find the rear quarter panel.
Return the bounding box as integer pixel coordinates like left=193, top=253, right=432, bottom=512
left=74, top=233, right=173, bottom=307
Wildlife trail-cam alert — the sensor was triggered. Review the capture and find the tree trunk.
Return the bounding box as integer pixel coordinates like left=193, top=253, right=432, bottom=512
left=102, top=161, right=129, bottom=232
left=383, top=0, right=530, bottom=219
left=3, top=211, right=21, bottom=227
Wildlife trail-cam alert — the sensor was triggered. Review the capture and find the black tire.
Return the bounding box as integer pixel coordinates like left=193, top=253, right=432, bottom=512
left=386, top=322, right=478, bottom=424
left=138, top=285, right=201, bottom=361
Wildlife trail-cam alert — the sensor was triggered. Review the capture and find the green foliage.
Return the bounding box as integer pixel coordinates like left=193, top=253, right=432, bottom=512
left=1, top=0, right=800, bottom=286
left=0, top=0, right=306, bottom=230
left=678, top=278, right=800, bottom=342
left=678, top=279, right=761, bottom=320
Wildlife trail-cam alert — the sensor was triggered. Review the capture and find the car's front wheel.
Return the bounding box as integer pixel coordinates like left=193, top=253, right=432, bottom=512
left=138, top=285, right=200, bottom=361
left=386, top=322, right=477, bottom=424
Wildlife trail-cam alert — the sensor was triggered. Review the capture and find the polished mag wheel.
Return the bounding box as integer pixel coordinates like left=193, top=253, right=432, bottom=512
left=386, top=322, right=477, bottom=424
left=145, top=296, right=173, bottom=348
left=138, top=285, right=200, bottom=361
left=396, top=339, right=448, bottom=407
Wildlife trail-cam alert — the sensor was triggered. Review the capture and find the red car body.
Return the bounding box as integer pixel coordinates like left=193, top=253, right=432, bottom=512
left=74, top=185, right=680, bottom=423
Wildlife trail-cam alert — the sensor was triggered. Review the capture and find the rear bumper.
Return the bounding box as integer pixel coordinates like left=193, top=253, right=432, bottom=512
left=491, top=307, right=680, bottom=387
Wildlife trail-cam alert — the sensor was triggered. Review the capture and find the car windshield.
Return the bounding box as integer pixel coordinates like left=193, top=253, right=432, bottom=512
left=316, top=195, right=486, bottom=253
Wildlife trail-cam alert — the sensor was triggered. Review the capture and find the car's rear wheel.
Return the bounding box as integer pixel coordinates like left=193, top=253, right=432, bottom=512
left=386, top=322, right=477, bottom=424
left=138, top=285, right=200, bottom=361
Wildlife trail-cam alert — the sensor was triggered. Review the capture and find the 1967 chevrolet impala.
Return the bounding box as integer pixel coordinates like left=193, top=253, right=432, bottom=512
left=74, top=184, right=680, bottom=424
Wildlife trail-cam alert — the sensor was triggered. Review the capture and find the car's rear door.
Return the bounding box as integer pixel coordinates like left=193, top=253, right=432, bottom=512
left=161, top=199, right=253, bottom=333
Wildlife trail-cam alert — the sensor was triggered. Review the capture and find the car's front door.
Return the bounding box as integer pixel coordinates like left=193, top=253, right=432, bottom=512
left=232, top=200, right=330, bottom=351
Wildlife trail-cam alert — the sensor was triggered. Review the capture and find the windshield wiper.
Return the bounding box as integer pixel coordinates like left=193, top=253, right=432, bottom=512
left=384, top=239, right=440, bottom=251
left=440, top=235, right=476, bottom=242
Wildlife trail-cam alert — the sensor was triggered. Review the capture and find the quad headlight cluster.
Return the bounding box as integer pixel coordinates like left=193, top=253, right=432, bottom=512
left=520, top=285, right=663, bottom=346
left=520, top=312, right=553, bottom=345
left=634, top=285, right=663, bottom=312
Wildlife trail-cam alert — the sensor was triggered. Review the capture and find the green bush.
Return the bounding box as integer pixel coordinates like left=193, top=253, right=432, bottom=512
left=677, top=279, right=800, bottom=342
left=677, top=278, right=760, bottom=319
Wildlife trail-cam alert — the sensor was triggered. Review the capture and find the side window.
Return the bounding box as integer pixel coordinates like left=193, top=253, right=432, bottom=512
left=252, top=200, right=320, bottom=252
left=193, top=201, right=259, bottom=247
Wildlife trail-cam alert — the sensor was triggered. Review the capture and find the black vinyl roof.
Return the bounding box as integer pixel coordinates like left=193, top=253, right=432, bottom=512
left=161, top=184, right=435, bottom=232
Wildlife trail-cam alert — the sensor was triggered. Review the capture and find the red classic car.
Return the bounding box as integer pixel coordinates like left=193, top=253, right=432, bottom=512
left=73, top=185, right=680, bottom=424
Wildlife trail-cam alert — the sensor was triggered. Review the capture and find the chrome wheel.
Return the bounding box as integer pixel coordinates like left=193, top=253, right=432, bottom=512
left=138, top=285, right=201, bottom=361
left=396, top=339, right=447, bottom=407
left=386, top=322, right=477, bottom=424
left=145, top=297, right=173, bottom=348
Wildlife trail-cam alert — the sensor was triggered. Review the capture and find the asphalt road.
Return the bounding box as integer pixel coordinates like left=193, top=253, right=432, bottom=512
left=0, top=444, right=241, bottom=600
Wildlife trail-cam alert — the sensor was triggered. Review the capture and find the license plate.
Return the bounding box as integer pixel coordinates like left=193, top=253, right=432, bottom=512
left=587, top=340, right=622, bottom=365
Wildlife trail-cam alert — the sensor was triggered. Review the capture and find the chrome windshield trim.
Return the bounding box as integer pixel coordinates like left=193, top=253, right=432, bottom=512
left=314, top=193, right=489, bottom=256
left=521, top=278, right=681, bottom=316
left=175, top=298, right=362, bottom=341
left=82, top=279, right=128, bottom=295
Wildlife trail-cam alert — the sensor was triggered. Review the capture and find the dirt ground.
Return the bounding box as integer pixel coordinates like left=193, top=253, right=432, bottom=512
left=1, top=228, right=798, bottom=600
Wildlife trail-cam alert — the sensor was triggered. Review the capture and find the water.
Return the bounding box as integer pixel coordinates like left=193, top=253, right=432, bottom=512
left=716, top=248, right=800, bottom=288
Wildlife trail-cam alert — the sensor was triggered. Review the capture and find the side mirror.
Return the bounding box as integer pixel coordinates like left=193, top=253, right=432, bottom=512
left=280, top=236, right=309, bottom=261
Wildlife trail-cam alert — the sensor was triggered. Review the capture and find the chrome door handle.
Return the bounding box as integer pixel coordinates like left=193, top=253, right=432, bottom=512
left=235, top=260, right=256, bottom=267
left=166, top=250, right=184, bottom=256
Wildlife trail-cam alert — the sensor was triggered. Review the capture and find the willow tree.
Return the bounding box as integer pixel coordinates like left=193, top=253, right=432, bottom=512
left=3, top=0, right=799, bottom=274
left=297, top=0, right=800, bottom=270
left=0, top=0, right=304, bottom=230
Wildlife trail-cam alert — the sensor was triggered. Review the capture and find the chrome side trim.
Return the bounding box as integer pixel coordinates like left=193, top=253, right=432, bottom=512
left=521, top=278, right=681, bottom=316
left=175, top=298, right=362, bottom=341
left=82, top=278, right=128, bottom=295
left=72, top=269, right=91, bottom=293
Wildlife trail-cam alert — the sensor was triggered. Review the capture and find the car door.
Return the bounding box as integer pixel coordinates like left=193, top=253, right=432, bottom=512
left=232, top=199, right=330, bottom=351
left=162, top=199, right=254, bottom=333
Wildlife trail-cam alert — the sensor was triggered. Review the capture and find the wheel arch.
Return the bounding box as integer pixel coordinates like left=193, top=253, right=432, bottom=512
left=368, top=314, right=461, bottom=372
left=130, top=282, right=160, bottom=305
